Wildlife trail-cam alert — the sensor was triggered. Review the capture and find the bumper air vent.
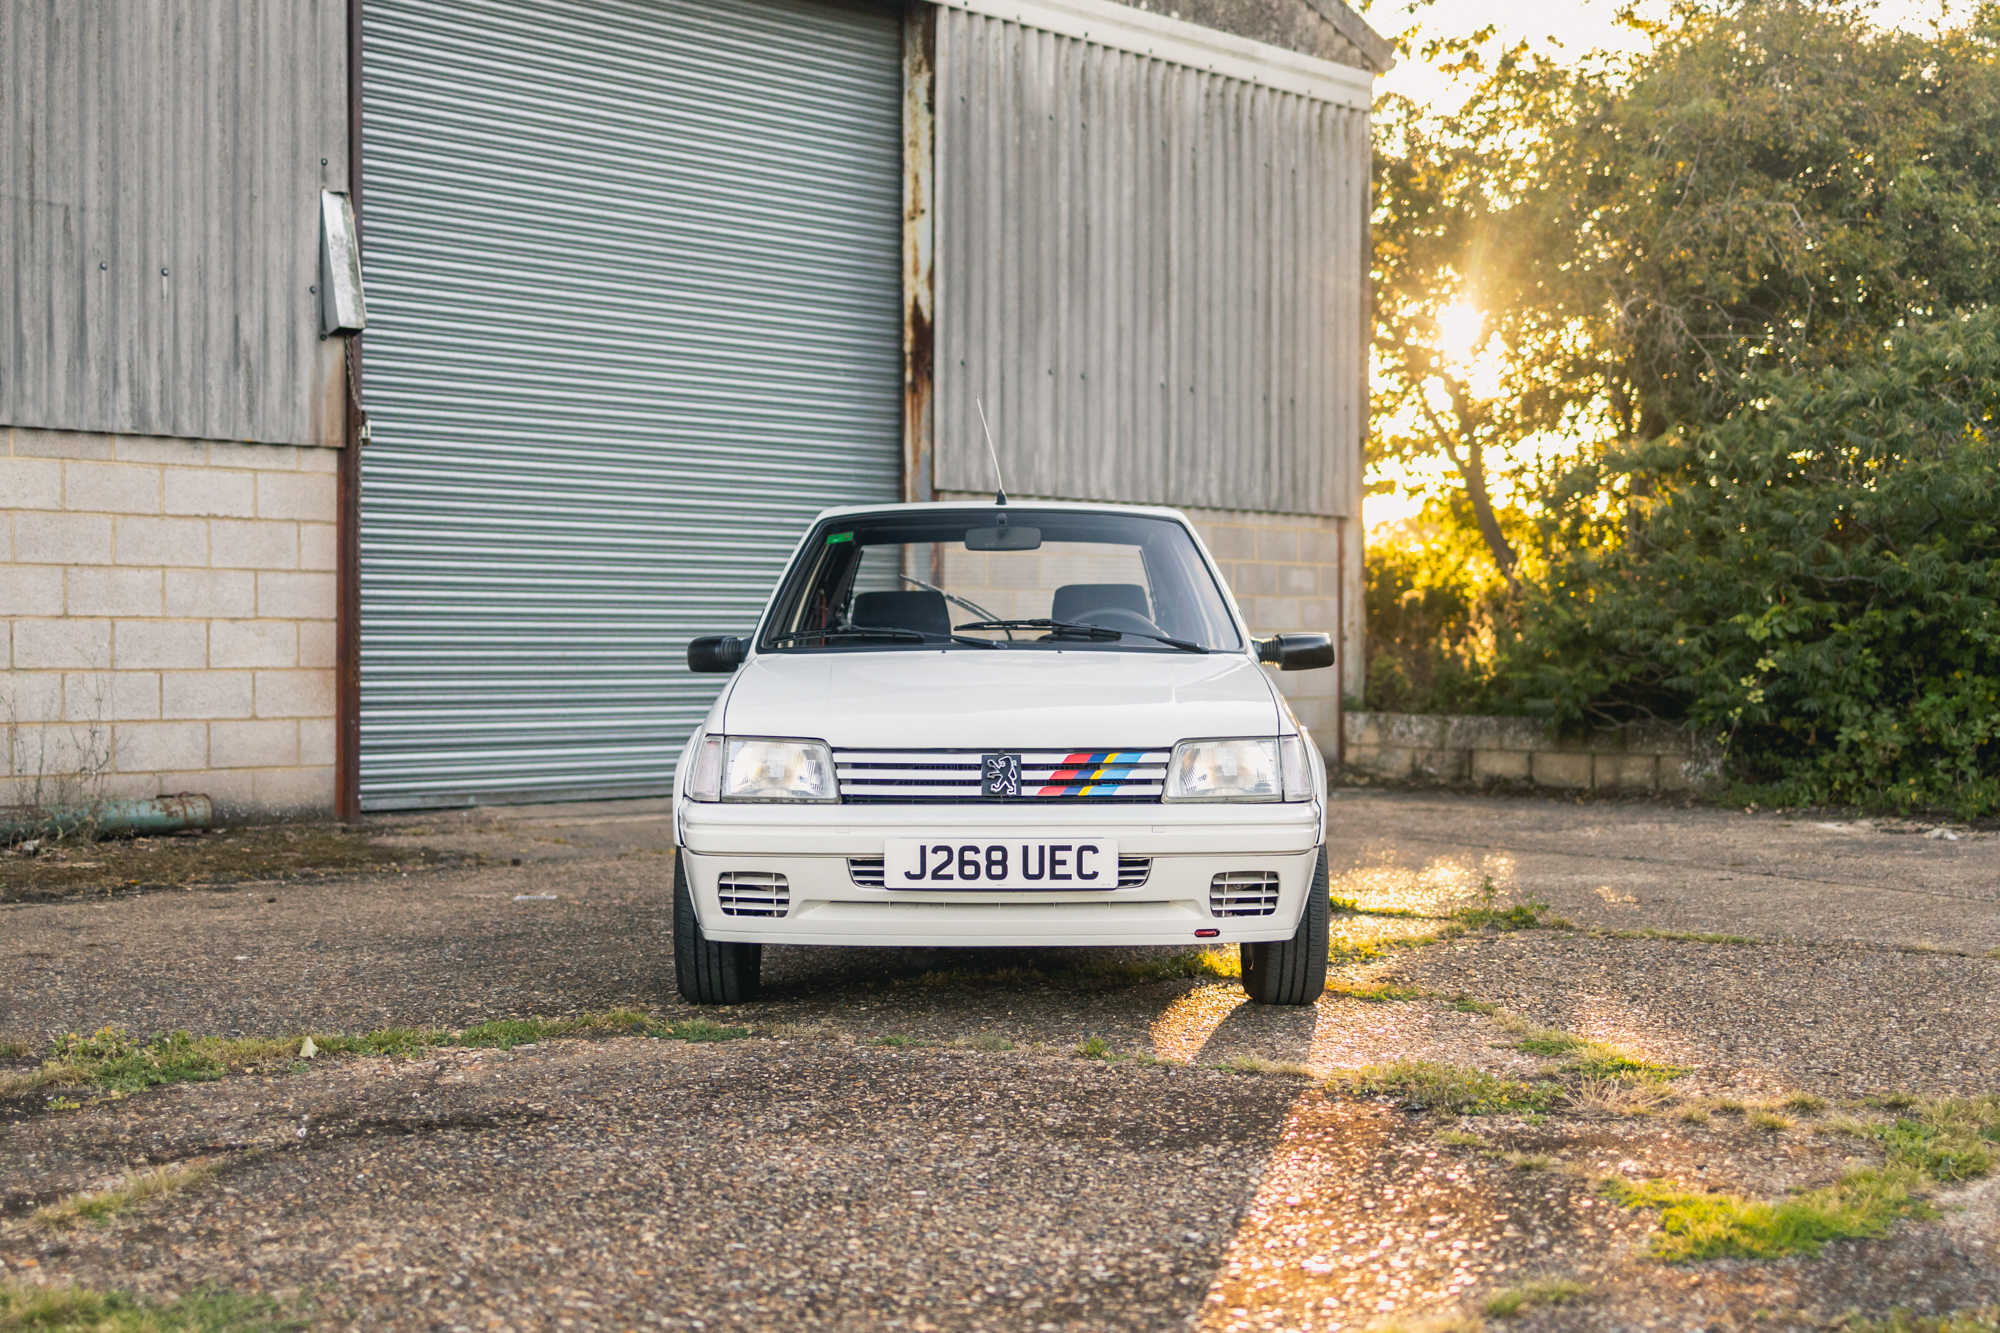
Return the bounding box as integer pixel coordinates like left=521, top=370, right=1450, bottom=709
left=850, top=855, right=1151, bottom=888
left=1209, top=870, right=1280, bottom=917
left=717, top=871, right=789, bottom=917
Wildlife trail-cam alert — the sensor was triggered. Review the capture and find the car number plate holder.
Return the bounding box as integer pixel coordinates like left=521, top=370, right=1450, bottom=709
left=882, top=839, right=1119, bottom=890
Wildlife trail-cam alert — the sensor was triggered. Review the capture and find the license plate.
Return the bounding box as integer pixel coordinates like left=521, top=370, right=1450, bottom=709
left=883, top=839, right=1120, bottom=890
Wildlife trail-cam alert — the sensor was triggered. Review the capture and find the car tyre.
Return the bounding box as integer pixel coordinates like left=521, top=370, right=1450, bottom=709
left=673, top=853, right=762, bottom=1004
left=1240, top=846, right=1329, bottom=1006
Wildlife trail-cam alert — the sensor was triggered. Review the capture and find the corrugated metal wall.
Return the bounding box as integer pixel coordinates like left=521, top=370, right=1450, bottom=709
left=0, top=1, right=349, bottom=447
left=358, top=0, right=904, bottom=809
left=934, top=8, right=1368, bottom=519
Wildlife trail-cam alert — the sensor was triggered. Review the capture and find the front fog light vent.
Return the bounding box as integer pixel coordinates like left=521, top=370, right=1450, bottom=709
left=1209, top=870, right=1280, bottom=917
left=717, top=871, right=789, bottom=917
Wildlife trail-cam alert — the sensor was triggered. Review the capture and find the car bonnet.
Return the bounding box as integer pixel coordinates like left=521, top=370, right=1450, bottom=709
left=717, top=648, right=1283, bottom=750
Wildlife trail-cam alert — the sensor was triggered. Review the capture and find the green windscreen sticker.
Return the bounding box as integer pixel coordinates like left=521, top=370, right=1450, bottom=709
left=827, top=531, right=855, bottom=544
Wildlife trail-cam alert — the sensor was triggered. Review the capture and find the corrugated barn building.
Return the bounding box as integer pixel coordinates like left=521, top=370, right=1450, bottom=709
left=1, top=0, right=1388, bottom=816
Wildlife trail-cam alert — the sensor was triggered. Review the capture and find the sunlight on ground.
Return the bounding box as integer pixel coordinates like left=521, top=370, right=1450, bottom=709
left=1327, top=854, right=1516, bottom=916
left=1152, top=984, right=1248, bottom=1063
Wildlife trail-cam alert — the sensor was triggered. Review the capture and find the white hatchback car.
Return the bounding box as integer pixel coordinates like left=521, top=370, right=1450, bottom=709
left=674, top=500, right=1335, bottom=1006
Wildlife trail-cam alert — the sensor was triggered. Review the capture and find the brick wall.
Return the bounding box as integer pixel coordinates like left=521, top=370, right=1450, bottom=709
left=1, top=428, right=337, bottom=815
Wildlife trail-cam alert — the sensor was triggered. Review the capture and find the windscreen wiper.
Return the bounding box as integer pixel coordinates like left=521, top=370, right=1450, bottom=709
left=953, top=618, right=1208, bottom=653
left=899, top=574, right=1008, bottom=634
left=766, top=627, right=998, bottom=649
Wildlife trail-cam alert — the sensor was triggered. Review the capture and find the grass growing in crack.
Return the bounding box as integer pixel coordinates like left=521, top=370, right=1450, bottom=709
left=31, top=1161, right=217, bottom=1230
left=1221, top=1054, right=1315, bottom=1077
left=1834, top=1096, right=2000, bottom=1183
left=1499, top=1020, right=1674, bottom=1081
left=1483, top=1277, right=1592, bottom=1318
left=1330, top=981, right=1424, bottom=1003
left=1501, top=1151, right=1556, bottom=1172
left=1340, top=1061, right=1558, bottom=1116
left=1610, top=1096, right=2000, bottom=1261
left=1589, top=927, right=1759, bottom=946
left=1848, top=1309, right=2000, bottom=1333
left=1605, top=1167, right=1930, bottom=1262
left=2, top=1010, right=730, bottom=1100
left=1446, top=876, right=1572, bottom=935
left=948, top=1032, right=1015, bottom=1052
left=0, top=1283, right=304, bottom=1332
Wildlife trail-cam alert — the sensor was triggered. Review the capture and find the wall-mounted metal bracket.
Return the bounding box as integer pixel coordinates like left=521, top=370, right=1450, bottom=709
left=320, top=189, right=368, bottom=334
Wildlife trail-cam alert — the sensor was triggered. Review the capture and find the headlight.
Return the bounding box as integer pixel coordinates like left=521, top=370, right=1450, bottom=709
left=699, top=736, right=836, bottom=802
left=1165, top=738, right=1282, bottom=802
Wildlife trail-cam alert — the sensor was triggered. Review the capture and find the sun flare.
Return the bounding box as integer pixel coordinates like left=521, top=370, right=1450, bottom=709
left=1436, top=300, right=1485, bottom=366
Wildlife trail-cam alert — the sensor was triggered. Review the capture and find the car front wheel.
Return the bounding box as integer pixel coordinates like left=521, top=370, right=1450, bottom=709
left=673, top=854, right=762, bottom=1004
left=1240, top=846, right=1329, bottom=1005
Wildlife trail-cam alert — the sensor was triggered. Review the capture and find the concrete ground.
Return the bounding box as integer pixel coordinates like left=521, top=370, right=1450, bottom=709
left=0, top=791, right=1996, bottom=1331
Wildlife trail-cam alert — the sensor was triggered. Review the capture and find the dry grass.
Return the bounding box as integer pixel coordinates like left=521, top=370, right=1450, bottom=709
left=1222, top=1054, right=1316, bottom=1078
left=1483, top=1277, right=1593, bottom=1318
left=1571, top=1074, right=1674, bottom=1117
left=32, top=1160, right=216, bottom=1230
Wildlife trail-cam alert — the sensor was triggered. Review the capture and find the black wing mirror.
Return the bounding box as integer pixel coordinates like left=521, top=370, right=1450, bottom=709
left=687, top=635, right=749, bottom=673
left=1256, top=633, right=1335, bottom=671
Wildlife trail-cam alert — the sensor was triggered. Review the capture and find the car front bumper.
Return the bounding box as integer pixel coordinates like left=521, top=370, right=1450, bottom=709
left=676, top=800, right=1323, bottom=947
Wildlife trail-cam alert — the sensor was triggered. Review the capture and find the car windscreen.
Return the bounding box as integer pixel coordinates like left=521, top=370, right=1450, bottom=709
left=759, top=510, right=1244, bottom=653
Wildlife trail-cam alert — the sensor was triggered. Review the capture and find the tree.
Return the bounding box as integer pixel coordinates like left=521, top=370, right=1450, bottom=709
left=1370, top=1, right=2000, bottom=581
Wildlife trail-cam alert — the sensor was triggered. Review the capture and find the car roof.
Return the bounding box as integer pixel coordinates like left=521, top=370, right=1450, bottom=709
left=810, top=499, right=1192, bottom=522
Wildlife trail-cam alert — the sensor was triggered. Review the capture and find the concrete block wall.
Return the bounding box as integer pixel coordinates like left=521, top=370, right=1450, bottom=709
left=1181, top=506, right=1360, bottom=755
left=1, top=427, right=338, bottom=814
left=1343, top=712, right=1722, bottom=793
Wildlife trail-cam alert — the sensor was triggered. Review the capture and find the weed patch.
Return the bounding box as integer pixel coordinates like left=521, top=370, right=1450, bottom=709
left=1605, top=1167, right=1931, bottom=1262
left=1847, top=1309, right=2000, bottom=1333
left=0, top=1283, right=304, bottom=1332
left=1341, top=1061, right=1558, bottom=1116
left=1483, top=1277, right=1592, bottom=1318
left=3, top=1010, right=707, bottom=1100
left=1221, top=1054, right=1314, bottom=1078
left=32, top=1160, right=217, bottom=1230
left=1331, top=981, right=1424, bottom=1003
left=948, top=1032, right=1015, bottom=1052
left=1835, top=1097, right=2000, bottom=1183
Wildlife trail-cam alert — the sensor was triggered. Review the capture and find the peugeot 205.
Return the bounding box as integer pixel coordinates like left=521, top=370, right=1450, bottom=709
left=674, top=500, right=1336, bottom=1006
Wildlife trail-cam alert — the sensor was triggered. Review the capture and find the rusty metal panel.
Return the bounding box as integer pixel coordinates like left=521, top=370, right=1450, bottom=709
left=0, top=1, right=349, bottom=446
left=934, top=7, right=1369, bottom=518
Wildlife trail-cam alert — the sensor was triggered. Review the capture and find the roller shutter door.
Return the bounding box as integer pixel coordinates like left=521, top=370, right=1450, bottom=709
left=359, top=0, right=904, bottom=808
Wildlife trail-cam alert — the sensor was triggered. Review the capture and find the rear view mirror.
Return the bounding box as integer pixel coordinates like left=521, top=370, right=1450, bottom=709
left=687, top=635, right=749, bottom=673
left=964, top=524, right=1041, bottom=551
left=1257, top=633, right=1335, bottom=671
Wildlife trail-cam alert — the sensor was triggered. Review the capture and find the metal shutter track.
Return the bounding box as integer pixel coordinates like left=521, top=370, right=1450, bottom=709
left=359, top=0, right=903, bottom=809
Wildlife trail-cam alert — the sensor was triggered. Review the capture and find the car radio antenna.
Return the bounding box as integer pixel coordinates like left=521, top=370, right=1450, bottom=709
left=975, top=398, right=1008, bottom=506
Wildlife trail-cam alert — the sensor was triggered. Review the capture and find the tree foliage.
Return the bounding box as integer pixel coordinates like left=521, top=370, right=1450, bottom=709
left=1516, top=309, right=2000, bottom=815
left=1367, top=0, right=2000, bottom=812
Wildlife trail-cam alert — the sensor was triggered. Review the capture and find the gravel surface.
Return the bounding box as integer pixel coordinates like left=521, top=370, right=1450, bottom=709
left=2, top=790, right=1996, bottom=1331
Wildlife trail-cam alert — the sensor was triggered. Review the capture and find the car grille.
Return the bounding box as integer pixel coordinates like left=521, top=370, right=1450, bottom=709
left=1209, top=870, right=1280, bottom=917
left=717, top=871, right=789, bottom=917
left=834, top=749, right=1170, bottom=803
left=849, top=855, right=1151, bottom=889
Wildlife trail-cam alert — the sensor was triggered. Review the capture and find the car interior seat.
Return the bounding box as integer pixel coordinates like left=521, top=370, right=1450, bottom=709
left=1051, top=583, right=1151, bottom=624
left=851, top=590, right=953, bottom=639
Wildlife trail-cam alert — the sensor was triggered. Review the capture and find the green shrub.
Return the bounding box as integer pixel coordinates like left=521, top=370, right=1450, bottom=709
left=1515, top=310, right=2000, bottom=815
